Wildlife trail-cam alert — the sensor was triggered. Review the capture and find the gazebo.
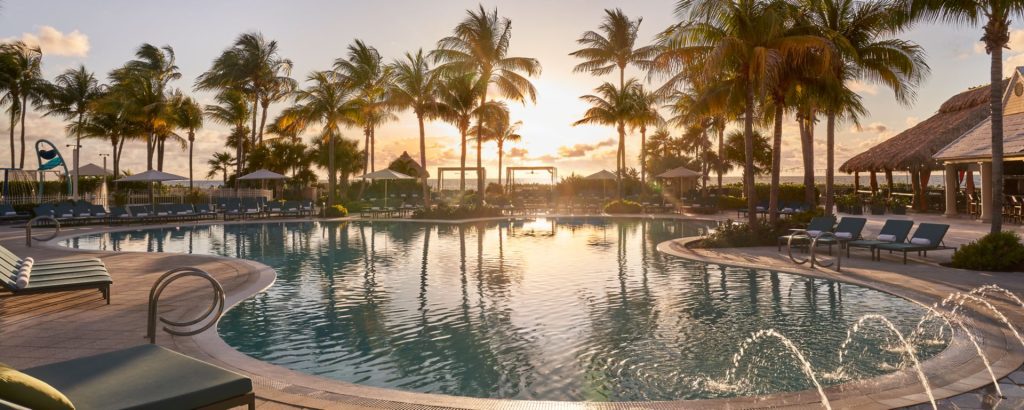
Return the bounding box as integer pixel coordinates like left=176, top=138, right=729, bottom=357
left=839, top=81, right=997, bottom=210
left=656, top=166, right=701, bottom=199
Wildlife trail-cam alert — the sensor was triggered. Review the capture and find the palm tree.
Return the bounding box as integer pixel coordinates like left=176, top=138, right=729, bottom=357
left=197, top=32, right=293, bottom=161
left=259, top=74, right=297, bottom=144
left=629, top=86, right=663, bottom=192
left=284, top=70, right=359, bottom=206
left=573, top=79, right=642, bottom=198
left=42, top=64, right=103, bottom=196
left=207, top=152, right=235, bottom=186
left=433, top=73, right=490, bottom=194
left=570, top=8, right=659, bottom=89
left=389, top=49, right=439, bottom=206
left=335, top=40, right=394, bottom=175
left=311, top=137, right=365, bottom=195
left=71, top=108, right=140, bottom=178
left=173, top=94, right=204, bottom=190
left=665, top=0, right=830, bottom=226
left=204, top=89, right=251, bottom=185
left=807, top=0, right=928, bottom=217
left=0, top=42, right=45, bottom=168
left=108, top=43, right=180, bottom=171
left=0, top=48, right=19, bottom=168
left=469, top=104, right=522, bottom=188
left=432, top=5, right=542, bottom=202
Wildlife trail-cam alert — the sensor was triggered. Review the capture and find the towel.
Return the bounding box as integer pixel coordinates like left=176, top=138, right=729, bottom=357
left=3, top=211, right=15, bottom=216
left=94, top=212, right=106, bottom=217
left=15, top=275, right=28, bottom=289
left=806, top=230, right=822, bottom=237
left=756, top=206, right=766, bottom=212
left=136, top=213, right=148, bottom=217
left=877, top=234, right=896, bottom=242
left=910, top=238, right=931, bottom=246
left=835, top=232, right=853, bottom=239
left=782, top=208, right=794, bottom=213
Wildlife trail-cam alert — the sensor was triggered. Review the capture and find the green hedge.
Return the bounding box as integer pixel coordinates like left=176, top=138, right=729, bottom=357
left=951, top=232, right=1024, bottom=271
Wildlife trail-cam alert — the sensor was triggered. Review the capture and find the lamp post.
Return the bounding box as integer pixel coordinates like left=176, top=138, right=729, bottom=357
left=66, top=144, right=81, bottom=199
left=99, top=153, right=110, bottom=174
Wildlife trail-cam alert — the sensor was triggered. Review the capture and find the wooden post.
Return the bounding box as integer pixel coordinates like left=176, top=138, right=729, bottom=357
left=854, top=171, right=860, bottom=192
left=944, top=163, right=958, bottom=217
left=869, top=170, right=878, bottom=195
left=910, top=167, right=922, bottom=211
left=920, top=169, right=932, bottom=211
left=885, top=169, right=894, bottom=194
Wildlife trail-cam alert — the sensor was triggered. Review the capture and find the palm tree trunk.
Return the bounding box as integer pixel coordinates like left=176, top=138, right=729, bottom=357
left=188, top=137, right=194, bottom=191
left=418, top=114, right=430, bottom=207
left=258, top=101, right=269, bottom=144
left=18, top=94, right=28, bottom=168
left=363, top=126, right=370, bottom=175
left=147, top=132, right=155, bottom=170
left=250, top=96, right=259, bottom=152
left=115, top=138, right=125, bottom=178
left=990, top=41, right=1004, bottom=232
left=640, top=125, right=647, bottom=194
left=800, top=113, right=816, bottom=207
left=497, top=141, right=504, bottom=188
left=476, top=95, right=486, bottom=205
left=769, top=102, right=783, bottom=224
left=743, top=83, right=757, bottom=226
left=8, top=110, right=15, bottom=168
left=825, top=113, right=836, bottom=216
left=370, top=126, right=376, bottom=173
left=460, top=129, right=467, bottom=194
left=617, top=123, right=625, bottom=199
left=328, top=133, right=337, bottom=207
left=717, top=126, right=724, bottom=193
left=157, top=139, right=165, bottom=171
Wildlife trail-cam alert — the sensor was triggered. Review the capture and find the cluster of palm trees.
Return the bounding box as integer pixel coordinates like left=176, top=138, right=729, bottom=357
left=572, top=2, right=928, bottom=227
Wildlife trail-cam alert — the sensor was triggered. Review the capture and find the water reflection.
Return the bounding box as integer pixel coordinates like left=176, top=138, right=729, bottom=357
left=64, top=218, right=941, bottom=401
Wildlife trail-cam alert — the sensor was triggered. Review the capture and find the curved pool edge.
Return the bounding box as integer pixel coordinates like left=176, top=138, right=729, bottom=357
left=37, top=218, right=1024, bottom=409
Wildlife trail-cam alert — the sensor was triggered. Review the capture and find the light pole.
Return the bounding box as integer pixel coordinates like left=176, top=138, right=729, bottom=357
left=98, top=153, right=110, bottom=174
left=99, top=153, right=111, bottom=206
left=66, top=144, right=81, bottom=199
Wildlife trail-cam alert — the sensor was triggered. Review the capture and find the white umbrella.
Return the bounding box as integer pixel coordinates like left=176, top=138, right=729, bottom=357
left=238, top=169, right=288, bottom=181
left=358, top=169, right=414, bottom=208
left=116, top=170, right=187, bottom=205
left=76, top=163, right=112, bottom=177
left=585, top=170, right=617, bottom=198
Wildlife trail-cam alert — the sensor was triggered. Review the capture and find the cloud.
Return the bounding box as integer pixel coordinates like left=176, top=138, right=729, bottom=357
left=846, top=80, right=878, bottom=96
left=849, top=122, right=887, bottom=134
left=556, top=138, right=615, bottom=158
left=507, top=147, right=529, bottom=158
left=3, top=26, right=90, bottom=57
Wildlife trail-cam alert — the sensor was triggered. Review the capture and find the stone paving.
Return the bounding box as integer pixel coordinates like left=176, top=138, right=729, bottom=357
left=1, top=211, right=1023, bottom=409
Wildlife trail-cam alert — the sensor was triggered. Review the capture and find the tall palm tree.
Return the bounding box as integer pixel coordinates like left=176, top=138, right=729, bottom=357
left=0, top=42, right=45, bottom=168
left=571, top=8, right=659, bottom=89
left=629, top=86, right=663, bottom=192
left=665, top=0, right=830, bottom=226
left=197, top=32, right=293, bottom=162
left=71, top=108, right=141, bottom=178
left=204, top=89, right=251, bottom=187
left=433, top=73, right=491, bottom=194
left=574, top=80, right=642, bottom=198
left=0, top=49, right=19, bottom=168
left=42, top=64, right=103, bottom=197
left=108, top=43, right=180, bottom=171
left=469, top=104, right=522, bottom=188
left=311, top=136, right=365, bottom=195
left=173, top=94, right=204, bottom=190
left=207, top=152, right=235, bottom=186
left=284, top=70, right=359, bottom=206
left=432, top=5, right=541, bottom=202
left=335, top=40, right=394, bottom=175
left=904, top=1, right=999, bottom=227
left=389, top=49, right=440, bottom=206
left=259, top=74, right=297, bottom=144
left=806, top=0, right=928, bottom=217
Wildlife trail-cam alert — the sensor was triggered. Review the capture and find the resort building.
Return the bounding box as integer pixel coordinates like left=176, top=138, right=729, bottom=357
left=935, top=67, right=1024, bottom=221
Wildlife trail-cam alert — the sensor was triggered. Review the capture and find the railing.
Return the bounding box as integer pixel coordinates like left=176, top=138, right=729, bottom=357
left=146, top=267, right=225, bottom=344
left=786, top=230, right=842, bottom=271
left=25, top=216, right=59, bottom=247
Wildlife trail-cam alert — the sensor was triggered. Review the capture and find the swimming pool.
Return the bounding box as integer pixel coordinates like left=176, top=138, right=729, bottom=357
left=63, top=218, right=946, bottom=402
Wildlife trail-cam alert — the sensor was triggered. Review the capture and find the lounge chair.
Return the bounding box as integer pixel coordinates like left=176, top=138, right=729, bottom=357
left=0, top=203, right=28, bottom=222
left=874, top=223, right=954, bottom=264
left=299, top=200, right=315, bottom=216
left=0, top=245, right=112, bottom=303
left=846, top=219, right=915, bottom=260
left=811, top=217, right=868, bottom=253
left=777, top=216, right=836, bottom=251
left=6, top=344, right=254, bottom=409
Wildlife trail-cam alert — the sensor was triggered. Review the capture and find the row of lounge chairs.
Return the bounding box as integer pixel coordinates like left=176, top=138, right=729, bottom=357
left=739, top=202, right=813, bottom=218
left=29, top=199, right=317, bottom=225
left=781, top=216, right=954, bottom=264
left=217, top=198, right=315, bottom=219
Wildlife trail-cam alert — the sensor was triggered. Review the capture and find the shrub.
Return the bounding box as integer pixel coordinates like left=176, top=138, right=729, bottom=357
left=951, top=232, right=1024, bottom=271
left=324, top=204, right=348, bottom=218
left=696, top=218, right=798, bottom=248
left=717, top=195, right=747, bottom=210
left=603, top=200, right=642, bottom=214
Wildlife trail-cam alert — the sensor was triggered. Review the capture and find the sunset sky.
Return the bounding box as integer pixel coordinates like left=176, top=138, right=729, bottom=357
left=0, top=0, right=1017, bottom=180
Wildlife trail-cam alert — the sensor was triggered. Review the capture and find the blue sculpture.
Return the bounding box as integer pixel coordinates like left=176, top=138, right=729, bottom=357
left=35, top=140, right=71, bottom=196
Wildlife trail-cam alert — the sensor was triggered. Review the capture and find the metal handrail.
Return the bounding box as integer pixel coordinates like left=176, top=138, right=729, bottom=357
left=25, top=216, right=60, bottom=247
left=146, top=267, right=225, bottom=344
left=787, top=229, right=811, bottom=265
left=787, top=230, right=843, bottom=271
left=811, top=232, right=842, bottom=271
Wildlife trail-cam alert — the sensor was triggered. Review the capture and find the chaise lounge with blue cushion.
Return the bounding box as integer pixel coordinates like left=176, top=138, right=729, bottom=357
left=777, top=215, right=836, bottom=251
left=811, top=217, right=868, bottom=253
left=846, top=219, right=915, bottom=260
left=874, top=223, right=954, bottom=264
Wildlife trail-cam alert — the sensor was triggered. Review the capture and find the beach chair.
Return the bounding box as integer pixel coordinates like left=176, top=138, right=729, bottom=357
left=32, top=204, right=55, bottom=218
left=195, top=204, right=217, bottom=219
left=54, top=203, right=77, bottom=223
left=266, top=201, right=283, bottom=217
left=282, top=200, right=301, bottom=217
left=108, top=207, right=133, bottom=224
left=240, top=198, right=262, bottom=219
left=299, top=200, right=315, bottom=216
left=0, top=203, right=27, bottom=222
left=777, top=216, right=836, bottom=251
left=846, top=219, right=915, bottom=260
left=811, top=217, right=868, bottom=254
left=874, top=223, right=954, bottom=264
left=5, top=344, right=254, bottom=409
left=0, top=245, right=112, bottom=303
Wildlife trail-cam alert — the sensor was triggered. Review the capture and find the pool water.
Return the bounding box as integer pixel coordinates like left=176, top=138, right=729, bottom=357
left=64, top=218, right=946, bottom=401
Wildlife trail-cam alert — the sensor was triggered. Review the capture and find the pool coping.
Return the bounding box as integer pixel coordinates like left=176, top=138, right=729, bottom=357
left=38, top=216, right=1024, bottom=409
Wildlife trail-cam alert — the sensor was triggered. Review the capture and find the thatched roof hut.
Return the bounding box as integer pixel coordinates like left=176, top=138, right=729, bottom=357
left=839, top=82, right=999, bottom=173
left=388, top=151, right=429, bottom=178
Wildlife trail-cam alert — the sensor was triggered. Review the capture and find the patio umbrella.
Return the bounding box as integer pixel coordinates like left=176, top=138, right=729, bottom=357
left=238, top=169, right=289, bottom=193
left=585, top=170, right=617, bottom=198
left=357, top=169, right=414, bottom=208
left=76, top=163, right=112, bottom=177
left=657, top=167, right=701, bottom=199
left=116, top=170, right=187, bottom=205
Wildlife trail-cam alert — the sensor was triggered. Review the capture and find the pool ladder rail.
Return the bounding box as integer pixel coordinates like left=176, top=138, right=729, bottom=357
left=146, top=267, right=225, bottom=344
left=786, top=230, right=842, bottom=271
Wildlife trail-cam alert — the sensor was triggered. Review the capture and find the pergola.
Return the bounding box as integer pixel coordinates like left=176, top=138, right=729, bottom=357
left=436, top=167, right=485, bottom=192
left=506, top=166, right=557, bottom=194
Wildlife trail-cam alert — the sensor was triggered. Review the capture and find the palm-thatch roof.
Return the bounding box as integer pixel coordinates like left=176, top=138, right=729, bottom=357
left=839, top=81, right=1000, bottom=173
left=388, top=151, right=429, bottom=178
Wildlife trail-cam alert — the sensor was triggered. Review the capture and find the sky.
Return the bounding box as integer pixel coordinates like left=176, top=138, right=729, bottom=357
left=0, top=0, right=1016, bottom=181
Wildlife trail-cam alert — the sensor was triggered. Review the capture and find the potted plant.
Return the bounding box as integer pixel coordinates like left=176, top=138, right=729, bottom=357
left=869, top=195, right=886, bottom=215
left=839, top=194, right=862, bottom=215
left=887, top=196, right=908, bottom=215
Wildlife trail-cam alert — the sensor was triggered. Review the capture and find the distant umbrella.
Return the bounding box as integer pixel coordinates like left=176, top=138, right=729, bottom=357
left=116, top=170, right=187, bottom=206
left=75, top=163, right=112, bottom=177
left=358, top=169, right=414, bottom=208
left=238, top=169, right=289, bottom=181
left=585, top=170, right=617, bottom=199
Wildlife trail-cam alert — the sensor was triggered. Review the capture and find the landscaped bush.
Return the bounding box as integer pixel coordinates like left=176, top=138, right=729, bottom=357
left=951, top=232, right=1024, bottom=271
left=323, top=204, right=348, bottom=218
left=695, top=219, right=795, bottom=248
left=412, top=204, right=503, bottom=220
left=717, top=195, right=747, bottom=210
left=603, top=200, right=642, bottom=214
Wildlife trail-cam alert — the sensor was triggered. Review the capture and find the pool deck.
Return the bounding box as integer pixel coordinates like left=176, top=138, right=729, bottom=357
left=0, top=211, right=1022, bottom=409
